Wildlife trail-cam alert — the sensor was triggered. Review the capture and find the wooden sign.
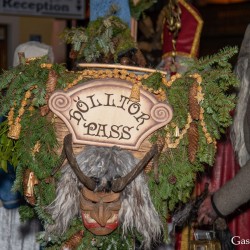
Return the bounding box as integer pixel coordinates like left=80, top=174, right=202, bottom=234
left=49, top=79, right=173, bottom=150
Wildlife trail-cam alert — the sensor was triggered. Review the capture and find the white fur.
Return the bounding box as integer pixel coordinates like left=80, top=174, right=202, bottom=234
left=231, top=55, right=250, bottom=167
left=45, top=146, right=163, bottom=249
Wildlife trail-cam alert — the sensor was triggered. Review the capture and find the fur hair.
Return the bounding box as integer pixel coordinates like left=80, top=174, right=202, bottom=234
left=230, top=24, right=250, bottom=167
left=45, top=146, right=163, bottom=249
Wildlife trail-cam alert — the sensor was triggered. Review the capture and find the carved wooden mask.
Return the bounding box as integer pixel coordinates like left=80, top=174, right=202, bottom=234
left=80, top=187, right=121, bottom=235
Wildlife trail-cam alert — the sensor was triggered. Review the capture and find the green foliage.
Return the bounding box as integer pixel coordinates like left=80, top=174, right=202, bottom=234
left=149, top=140, right=203, bottom=213
left=34, top=195, right=54, bottom=225
left=38, top=219, right=134, bottom=250
left=197, top=125, right=216, bottom=166
left=167, top=77, right=191, bottom=127
left=0, top=120, right=19, bottom=171
left=142, top=71, right=165, bottom=90
left=147, top=46, right=239, bottom=233
left=77, top=229, right=134, bottom=250
left=189, top=46, right=238, bottom=72
left=38, top=218, right=84, bottom=249
left=19, top=205, right=36, bottom=222
left=12, top=161, right=25, bottom=192
left=129, top=0, right=157, bottom=20
left=0, top=57, right=88, bottom=243
left=60, top=16, right=136, bottom=63
left=60, top=27, right=87, bottom=52
left=0, top=25, right=239, bottom=249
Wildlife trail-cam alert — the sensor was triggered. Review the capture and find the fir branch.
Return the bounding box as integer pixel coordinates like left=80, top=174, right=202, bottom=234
left=12, top=162, right=26, bottom=193
left=149, top=144, right=203, bottom=211
left=60, top=16, right=136, bottom=63
left=188, top=46, right=238, bottom=72
left=34, top=195, right=54, bottom=224
left=142, top=72, right=165, bottom=90
left=129, top=0, right=157, bottom=20
left=167, top=77, right=190, bottom=127
left=0, top=120, right=19, bottom=171
left=197, top=125, right=216, bottom=165
left=19, top=205, right=36, bottom=222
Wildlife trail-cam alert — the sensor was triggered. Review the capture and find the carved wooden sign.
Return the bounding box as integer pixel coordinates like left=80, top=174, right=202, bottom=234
left=49, top=79, right=173, bottom=150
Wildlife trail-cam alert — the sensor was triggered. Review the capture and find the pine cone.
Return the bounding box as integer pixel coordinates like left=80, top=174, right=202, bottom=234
left=46, top=70, right=58, bottom=94
left=40, top=105, right=50, bottom=117
left=189, top=82, right=200, bottom=120
left=188, top=122, right=199, bottom=163
left=156, top=135, right=166, bottom=152
left=40, top=70, right=58, bottom=116
left=61, top=230, right=84, bottom=250
left=168, top=175, right=177, bottom=184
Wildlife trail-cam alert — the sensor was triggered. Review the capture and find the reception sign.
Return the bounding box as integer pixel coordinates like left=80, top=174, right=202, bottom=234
left=0, top=0, right=85, bottom=19
left=49, top=79, right=173, bottom=150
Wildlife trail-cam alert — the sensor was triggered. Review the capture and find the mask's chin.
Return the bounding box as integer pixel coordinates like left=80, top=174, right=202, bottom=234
left=81, top=212, right=119, bottom=235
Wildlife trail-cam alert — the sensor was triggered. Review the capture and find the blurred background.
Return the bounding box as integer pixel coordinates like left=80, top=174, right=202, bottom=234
left=0, top=0, right=249, bottom=70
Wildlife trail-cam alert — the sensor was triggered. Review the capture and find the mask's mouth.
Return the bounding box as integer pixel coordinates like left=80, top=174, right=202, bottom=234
left=83, top=212, right=118, bottom=224
left=81, top=212, right=119, bottom=235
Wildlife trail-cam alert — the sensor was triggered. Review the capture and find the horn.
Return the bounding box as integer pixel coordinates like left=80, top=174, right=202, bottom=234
left=51, top=146, right=67, bottom=176
left=111, top=144, right=158, bottom=192
left=63, top=134, right=96, bottom=191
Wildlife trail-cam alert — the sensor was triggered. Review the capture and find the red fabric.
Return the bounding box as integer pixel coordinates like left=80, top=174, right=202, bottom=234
left=174, top=133, right=250, bottom=249
left=162, top=0, right=202, bottom=58
left=196, top=134, right=250, bottom=250
left=175, top=231, right=182, bottom=249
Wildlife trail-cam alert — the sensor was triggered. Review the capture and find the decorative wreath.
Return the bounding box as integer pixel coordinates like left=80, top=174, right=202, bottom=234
left=0, top=15, right=238, bottom=250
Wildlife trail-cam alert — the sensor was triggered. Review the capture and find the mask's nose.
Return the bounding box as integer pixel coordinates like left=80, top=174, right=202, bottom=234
left=91, top=200, right=112, bottom=227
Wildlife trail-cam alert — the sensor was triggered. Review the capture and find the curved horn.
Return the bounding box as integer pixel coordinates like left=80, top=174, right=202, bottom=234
left=111, top=144, right=158, bottom=192
left=51, top=146, right=67, bottom=176
left=64, top=134, right=96, bottom=191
